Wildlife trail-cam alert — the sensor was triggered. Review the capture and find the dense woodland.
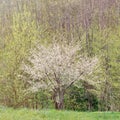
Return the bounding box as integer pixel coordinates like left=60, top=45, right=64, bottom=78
left=0, top=0, right=120, bottom=111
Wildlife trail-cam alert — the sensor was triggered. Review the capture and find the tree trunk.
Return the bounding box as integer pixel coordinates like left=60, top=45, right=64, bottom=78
left=53, top=88, right=64, bottom=110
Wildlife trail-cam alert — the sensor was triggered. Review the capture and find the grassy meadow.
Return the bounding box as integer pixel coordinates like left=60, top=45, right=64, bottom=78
left=0, top=107, right=120, bottom=120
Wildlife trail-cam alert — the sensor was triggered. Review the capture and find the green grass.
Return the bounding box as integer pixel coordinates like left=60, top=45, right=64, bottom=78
left=0, top=107, right=120, bottom=120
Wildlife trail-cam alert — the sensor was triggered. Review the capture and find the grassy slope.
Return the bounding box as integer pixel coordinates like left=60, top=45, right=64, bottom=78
left=0, top=108, right=120, bottom=120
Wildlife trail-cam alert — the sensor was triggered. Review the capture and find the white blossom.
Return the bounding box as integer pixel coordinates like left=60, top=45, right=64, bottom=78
left=22, top=44, right=98, bottom=92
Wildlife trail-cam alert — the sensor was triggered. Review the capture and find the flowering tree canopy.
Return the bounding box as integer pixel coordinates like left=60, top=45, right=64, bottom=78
left=22, top=44, right=98, bottom=109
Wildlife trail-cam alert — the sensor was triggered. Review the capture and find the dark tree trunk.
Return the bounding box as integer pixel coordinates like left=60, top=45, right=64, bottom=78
left=53, top=88, right=64, bottom=110
left=55, top=101, right=64, bottom=110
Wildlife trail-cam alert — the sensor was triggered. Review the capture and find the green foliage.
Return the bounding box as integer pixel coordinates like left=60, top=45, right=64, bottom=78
left=79, top=25, right=120, bottom=111
left=64, top=86, right=98, bottom=111
left=0, top=0, right=120, bottom=111
left=0, top=8, right=38, bottom=107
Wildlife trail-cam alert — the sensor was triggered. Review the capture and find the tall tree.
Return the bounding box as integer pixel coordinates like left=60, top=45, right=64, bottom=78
left=22, top=43, right=98, bottom=109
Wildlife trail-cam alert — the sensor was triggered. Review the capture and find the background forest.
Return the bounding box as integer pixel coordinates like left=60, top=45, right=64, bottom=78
left=0, top=0, right=120, bottom=111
